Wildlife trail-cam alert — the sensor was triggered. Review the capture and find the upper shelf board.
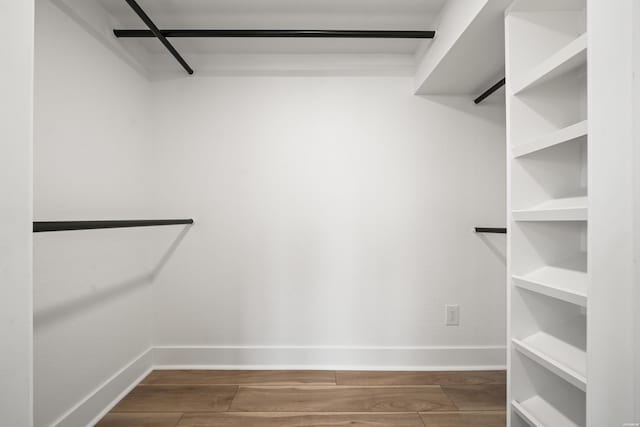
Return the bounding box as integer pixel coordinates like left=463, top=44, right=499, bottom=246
left=512, top=33, right=587, bottom=95
left=414, top=0, right=512, bottom=95
left=513, top=120, right=587, bottom=158
left=512, top=196, right=588, bottom=222
left=513, top=264, right=587, bottom=307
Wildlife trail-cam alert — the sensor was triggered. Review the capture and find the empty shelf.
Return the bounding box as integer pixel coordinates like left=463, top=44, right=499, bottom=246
left=513, top=266, right=587, bottom=307
left=513, top=33, right=587, bottom=94
left=513, top=121, right=588, bottom=158
left=512, top=396, right=582, bottom=427
left=513, top=197, right=588, bottom=221
left=513, top=331, right=586, bottom=391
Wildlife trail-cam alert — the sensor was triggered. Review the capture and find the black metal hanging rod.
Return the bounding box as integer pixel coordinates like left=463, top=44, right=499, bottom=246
left=124, top=0, right=194, bottom=75
left=475, top=227, right=507, bottom=234
left=117, top=0, right=435, bottom=74
left=33, top=219, right=194, bottom=233
left=114, top=29, right=437, bottom=39
left=474, top=77, right=506, bottom=104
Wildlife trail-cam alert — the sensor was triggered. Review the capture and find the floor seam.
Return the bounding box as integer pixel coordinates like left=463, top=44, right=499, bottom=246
left=226, top=385, right=241, bottom=412
left=173, top=412, right=185, bottom=427
left=438, top=385, right=462, bottom=411
left=418, top=414, right=428, bottom=427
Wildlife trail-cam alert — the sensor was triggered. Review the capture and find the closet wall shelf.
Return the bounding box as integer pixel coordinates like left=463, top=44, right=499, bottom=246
left=512, top=196, right=588, bottom=221
left=512, top=397, right=582, bottom=427
left=513, top=120, right=588, bottom=158
left=512, top=334, right=587, bottom=391
left=512, top=33, right=588, bottom=95
left=513, top=267, right=587, bottom=307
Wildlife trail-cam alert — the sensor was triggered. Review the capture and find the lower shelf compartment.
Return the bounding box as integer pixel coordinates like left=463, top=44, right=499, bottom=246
left=512, top=396, right=583, bottom=427
left=512, top=326, right=586, bottom=391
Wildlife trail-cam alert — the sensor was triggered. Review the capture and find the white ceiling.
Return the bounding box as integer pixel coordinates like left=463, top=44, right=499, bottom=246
left=98, top=0, right=445, bottom=55
left=99, top=0, right=447, bottom=24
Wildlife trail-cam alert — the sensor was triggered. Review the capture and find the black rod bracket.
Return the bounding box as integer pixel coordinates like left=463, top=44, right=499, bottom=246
left=474, top=78, right=506, bottom=105
left=113, top=29, right=436, bottom=39
left=123, top=0, right=194, bottom=75
left=33, top=219, right=194, bottom=233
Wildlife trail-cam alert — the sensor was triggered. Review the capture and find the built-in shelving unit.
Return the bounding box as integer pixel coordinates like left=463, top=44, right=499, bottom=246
left=506, top=1, right=588, bottom=426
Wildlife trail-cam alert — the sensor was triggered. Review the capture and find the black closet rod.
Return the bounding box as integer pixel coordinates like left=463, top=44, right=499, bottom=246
left=114, top=29, right=437, bottom=39
left=474, top=78, right=506, bottom=104
left=475, top=227, right=507, bottom=234
left=124, top=0, right=194, bottom=75
left=118, top=0, right=435, bottom=74
left=33, top=219, right=194, bottom=233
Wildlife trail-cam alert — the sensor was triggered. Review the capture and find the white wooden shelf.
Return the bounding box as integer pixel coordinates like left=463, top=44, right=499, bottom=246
left=513, top=196, right=588, bottom=221
left=512, top=253, right=588, bottom=307
left=513, top=33, right=587, bottom=94
left=513, top=121, right=588, bottom=158
left=512, top=396, right=582, bottom=427
left=513, top=264, right=587, bottom=307
left=513, top=331, right=587, bottom=391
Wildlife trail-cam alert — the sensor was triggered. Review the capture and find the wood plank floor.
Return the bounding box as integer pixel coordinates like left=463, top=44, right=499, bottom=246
left=97, top=370, right=506, bottom=427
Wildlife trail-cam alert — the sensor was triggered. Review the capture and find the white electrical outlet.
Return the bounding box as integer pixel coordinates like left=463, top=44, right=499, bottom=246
left=446, top=305, right=460, bottom=326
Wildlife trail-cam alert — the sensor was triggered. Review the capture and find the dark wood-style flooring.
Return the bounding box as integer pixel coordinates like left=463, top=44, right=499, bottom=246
left=96, top=370, right=506, bottom=426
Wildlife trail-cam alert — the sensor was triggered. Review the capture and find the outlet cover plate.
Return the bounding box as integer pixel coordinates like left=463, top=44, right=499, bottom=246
left=446, top=304, right=460, bottom=326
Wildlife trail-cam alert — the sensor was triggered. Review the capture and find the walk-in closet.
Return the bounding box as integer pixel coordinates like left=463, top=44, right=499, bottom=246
left=2, top=0, right=639, bottom=426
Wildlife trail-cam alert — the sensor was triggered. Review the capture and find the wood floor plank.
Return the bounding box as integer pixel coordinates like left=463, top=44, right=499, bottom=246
left=95, top=412, right=183, bottom=427
left=336, top=371, right=506, bottom=386
left=111, top=385, right=237, bottom=412
left=178, top=412, right=425, bottom=427
left=229, top=386, right=457, bottom=412
left=440, top=385, right=506, bottom=411
left=419, top=412, right=506, bottom=427
left=141, top=370, right=336, bottom=386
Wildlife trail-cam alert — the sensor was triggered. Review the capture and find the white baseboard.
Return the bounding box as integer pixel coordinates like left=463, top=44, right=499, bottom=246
left=52, top=344, right=505, bottom=426
left=52, top=348, right=153, bottom=427
left=153, top=345, right=507, bottom=371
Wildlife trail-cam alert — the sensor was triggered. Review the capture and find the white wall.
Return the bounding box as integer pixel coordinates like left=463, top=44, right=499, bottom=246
left=588, top=0, right=638, bottom=425
left=150, top=76, right=507, bottom=368
left=0, top=1, right=34, bottom=426
left=32, top=1, right=171, bottom=426
left=634, top=0, right=640, bottom=419
left=32, top=3, right=508, bottom=423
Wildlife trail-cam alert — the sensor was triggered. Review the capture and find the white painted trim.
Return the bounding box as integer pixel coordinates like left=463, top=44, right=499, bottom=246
left=152, top=345, right=507, bottom=371
left=51, top=348, right=153, bottom=427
